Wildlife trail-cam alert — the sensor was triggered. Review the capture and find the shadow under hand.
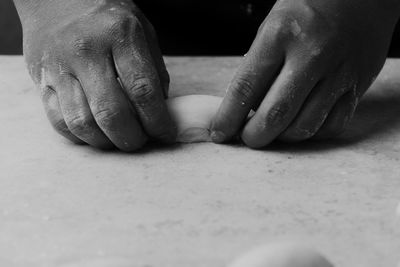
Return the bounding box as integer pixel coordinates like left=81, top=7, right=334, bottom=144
left=339, top=87, right=400, bottom=143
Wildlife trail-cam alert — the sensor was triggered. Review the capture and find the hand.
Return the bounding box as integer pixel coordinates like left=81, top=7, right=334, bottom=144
left=15, top=0, right=175, bottom=151
left=211, top=0, right=400, bottom=148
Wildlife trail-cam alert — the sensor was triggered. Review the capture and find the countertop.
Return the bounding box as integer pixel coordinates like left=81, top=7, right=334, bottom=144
left=0, top=56, right=399, bottom=267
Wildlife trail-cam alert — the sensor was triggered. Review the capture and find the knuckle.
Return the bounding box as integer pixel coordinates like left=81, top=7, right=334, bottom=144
left=129, top=77, right=157, bottom=107
left=68, top=114, right=96, bottom=135
left=71, top=37, right=97, bottom=57
left=256, top=19, right=267, bottom=35
left=108, top=13, right=143, bottom=44
left=266, top=104, right=291, bottom=126
left=255, top=103, right=292, bottom=133
left=112, top=12, right=141, bottom=35
left=229, top=77, right=255, bottom=104
left=93, top=107, right=124, bottom=131
left=260, top=14, right=289, bottom=41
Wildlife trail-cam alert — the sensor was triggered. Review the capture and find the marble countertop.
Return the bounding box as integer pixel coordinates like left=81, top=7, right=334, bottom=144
left=0, top=56, right=399, bottom=267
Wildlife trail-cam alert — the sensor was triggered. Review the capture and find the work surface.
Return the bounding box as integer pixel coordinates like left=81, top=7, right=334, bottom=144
left=0, top=56, right=399, bottom=267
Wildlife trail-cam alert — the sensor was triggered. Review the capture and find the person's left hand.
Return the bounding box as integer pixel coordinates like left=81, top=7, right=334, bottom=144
left=211, top=0, right=400, bottom=148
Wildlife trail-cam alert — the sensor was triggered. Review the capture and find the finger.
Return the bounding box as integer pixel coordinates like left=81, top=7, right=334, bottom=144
left=241, top=59, right=322, bottom=148
left=40, top=86, right=84, bottom=144
left=56, top=75, right=115, bottom=150
left=76, top=58, right=148, bottom=152
left=211, top=25, right=285, bottom=143
left=313, top=89, right=359, bottom=139
left=140, top=15, right=170, bottom=98
left=279, top=68, right=353, bottom=142
left=130, top=5, right=170, bottom=97
left=113, top=19, right=176, bottom=143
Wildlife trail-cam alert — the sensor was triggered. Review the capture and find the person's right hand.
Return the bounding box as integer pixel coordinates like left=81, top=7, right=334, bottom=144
left=14, top=0, right=176, bottom=151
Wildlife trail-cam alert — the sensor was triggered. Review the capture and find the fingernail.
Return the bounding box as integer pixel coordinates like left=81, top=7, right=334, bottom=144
left=210, top=131, right=226, bottom=143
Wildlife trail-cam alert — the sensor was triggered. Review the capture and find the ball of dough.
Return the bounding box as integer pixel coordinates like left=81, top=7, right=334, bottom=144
left=228, top=243, right=334, bottom=267
left=58, top=257, right=135, bottom=267
left=166, top=95, right=222, bottom=143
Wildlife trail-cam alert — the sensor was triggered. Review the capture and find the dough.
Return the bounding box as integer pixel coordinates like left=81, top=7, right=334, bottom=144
left=228, top=243, right=334, bottom=267
left=166, top=95, right=222, bottom=143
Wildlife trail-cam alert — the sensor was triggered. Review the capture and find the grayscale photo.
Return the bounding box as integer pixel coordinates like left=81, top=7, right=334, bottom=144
left=0, top=0, right=399, bottom=266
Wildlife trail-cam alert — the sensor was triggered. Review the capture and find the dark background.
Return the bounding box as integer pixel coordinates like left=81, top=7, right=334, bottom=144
left=1, top=0, right=400, bottom=56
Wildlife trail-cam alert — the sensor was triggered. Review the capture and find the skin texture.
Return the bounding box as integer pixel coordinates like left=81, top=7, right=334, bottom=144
left=229, top=243, right=334, bottom=267
left=211, top=0, right=400, bottom=148
left=14, top=0, right=176, bottom=152
left=167, top=95, right=222, bottom=143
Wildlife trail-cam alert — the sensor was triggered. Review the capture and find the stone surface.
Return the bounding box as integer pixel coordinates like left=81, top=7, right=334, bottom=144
left=0, top=56, right=399, bottom=267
